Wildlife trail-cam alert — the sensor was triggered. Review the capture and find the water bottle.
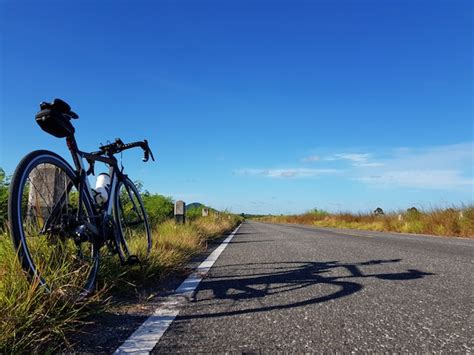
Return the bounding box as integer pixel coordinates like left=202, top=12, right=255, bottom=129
left=94, top=173, right=110, bottom=204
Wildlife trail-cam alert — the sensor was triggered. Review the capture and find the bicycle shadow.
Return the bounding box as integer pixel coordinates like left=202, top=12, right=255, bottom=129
left=178, top=259, right=434, bottom=320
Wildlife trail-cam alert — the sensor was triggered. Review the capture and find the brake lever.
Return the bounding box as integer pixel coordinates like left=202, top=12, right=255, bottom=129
left=148, top=147, right=155, bottom=161
left=142, top=139, right=155, bottom=162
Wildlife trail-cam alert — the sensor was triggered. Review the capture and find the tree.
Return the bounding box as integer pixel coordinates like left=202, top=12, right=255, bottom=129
left=373, top=207, right=384, bottom=215
left=141, top=193, right=174, bottom=225
left=406, top=206, right=422, bottom=221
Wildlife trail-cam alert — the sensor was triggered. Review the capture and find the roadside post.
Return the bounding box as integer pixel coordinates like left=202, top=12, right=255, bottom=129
left=27, top=165, right=66, bottom=221
left=202, top=208, right=209, bottom=217
left=175, top=200, right=186, bottom=224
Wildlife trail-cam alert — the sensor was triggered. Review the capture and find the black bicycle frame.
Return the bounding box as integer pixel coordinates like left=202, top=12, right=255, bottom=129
left=65, top=136, right=126, bottom=241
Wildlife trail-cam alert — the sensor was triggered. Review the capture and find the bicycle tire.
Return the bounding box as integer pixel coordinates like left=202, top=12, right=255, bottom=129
left=113, top=177, right=152, bottom=263
left=8, top=150, right=99, bottom=296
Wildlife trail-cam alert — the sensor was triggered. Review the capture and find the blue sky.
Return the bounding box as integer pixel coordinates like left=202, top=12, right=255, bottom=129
left=0, top=0, right=472, bottom=214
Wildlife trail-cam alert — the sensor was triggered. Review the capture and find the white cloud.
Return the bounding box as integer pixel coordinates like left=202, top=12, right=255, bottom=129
left=353, top=162, right=385, bottom=167
left=326, top=153, right=372, bottom=163
left=357, top=170, right=474, bottom=189
left=235, top=168, right=339, bottom=179
left=355, top=142, right=474, bottom=190
left=325, top=153, right=384, bottom=167
left=237, top=142, right=473, bottom=190
left=301, top=155, right=320, bottom=162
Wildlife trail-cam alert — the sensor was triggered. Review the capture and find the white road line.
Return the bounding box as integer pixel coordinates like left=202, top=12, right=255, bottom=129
left=114, top=223, right=242, bottom=354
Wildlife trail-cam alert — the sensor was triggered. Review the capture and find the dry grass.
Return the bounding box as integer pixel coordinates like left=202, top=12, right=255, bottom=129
left=0, top=214, right=242, bottom=352
left=0, top=235, right=108, bottom=352
left=258, top=206, right=474, bottom=238
left=192, top=214, right=239, bottom=239
left=101, top=215, right=240, bottom=293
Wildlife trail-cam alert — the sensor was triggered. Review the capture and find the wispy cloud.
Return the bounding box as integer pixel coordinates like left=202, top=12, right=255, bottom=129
left=235, top=168, right=339, bottom=179
left=357, top=170, right=473, bottom=189
left=326, top=153, right=371, bottom=162
left=301, top=155, right=320, bottom=162
left=325, top=153, right=384, bottom=167
left=354, top=142, right=474, bottom=189
left=237, top=142, right=473, bottom=190
left=354, top=162, right=385, bottom=167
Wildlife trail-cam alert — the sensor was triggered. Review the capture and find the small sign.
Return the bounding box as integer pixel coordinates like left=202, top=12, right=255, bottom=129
left=174, top=200, right=186, bottom=224
left=174, top=200, right=186, bottom=216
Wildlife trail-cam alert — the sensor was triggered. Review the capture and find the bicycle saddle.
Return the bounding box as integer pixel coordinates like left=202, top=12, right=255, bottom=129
left=40, top=98, right=79, bottom=119
left=36, top=98, right=78, bottom=138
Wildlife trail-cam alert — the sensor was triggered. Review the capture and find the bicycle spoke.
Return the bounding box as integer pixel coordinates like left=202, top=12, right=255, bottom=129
left=10, top=155, right=99, bottom=295
left=114, top=179, right=151, bottom=262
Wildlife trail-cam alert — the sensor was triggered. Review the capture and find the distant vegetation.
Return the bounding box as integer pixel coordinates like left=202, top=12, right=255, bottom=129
left=141, top=192, right=174, bottom=225
left=256, top=206, right=474, bottom=238
left=186, top=202, right=208, bottom=220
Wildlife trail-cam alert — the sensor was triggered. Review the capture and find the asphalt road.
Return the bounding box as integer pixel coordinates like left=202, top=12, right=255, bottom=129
left=151, top=221, right=473, bottom=353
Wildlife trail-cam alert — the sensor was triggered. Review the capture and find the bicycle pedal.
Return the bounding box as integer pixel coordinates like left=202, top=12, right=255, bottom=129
left=124, top=255, right=141, bottom=266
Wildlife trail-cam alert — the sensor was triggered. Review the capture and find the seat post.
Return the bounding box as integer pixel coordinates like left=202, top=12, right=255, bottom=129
left=66, top=135, right=82, bottom=171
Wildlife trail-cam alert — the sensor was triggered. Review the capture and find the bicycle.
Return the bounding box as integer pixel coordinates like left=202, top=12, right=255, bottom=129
left=7, top=98, right=155, bottom=297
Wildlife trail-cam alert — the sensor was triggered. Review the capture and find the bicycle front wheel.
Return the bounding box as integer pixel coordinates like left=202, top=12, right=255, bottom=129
left=114, top=177, right=152, bottom=263
left=8, top=150, right=99, bottom=296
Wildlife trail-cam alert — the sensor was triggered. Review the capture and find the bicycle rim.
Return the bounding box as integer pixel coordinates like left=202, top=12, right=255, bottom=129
left=9, top=151, right=99, bottom=296
left=114, top=178, right=151, bottom=262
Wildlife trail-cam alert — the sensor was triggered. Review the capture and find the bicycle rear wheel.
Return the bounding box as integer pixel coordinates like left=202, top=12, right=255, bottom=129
left=114, top=177, right=152, bottom=263
left=8, top=150, right=99, bottom=296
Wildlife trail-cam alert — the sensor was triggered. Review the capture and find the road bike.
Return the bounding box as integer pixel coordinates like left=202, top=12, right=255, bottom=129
left=8, top=98, right=155, bottom=297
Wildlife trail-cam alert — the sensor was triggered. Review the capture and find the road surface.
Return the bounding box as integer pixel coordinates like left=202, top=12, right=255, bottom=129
left=148, top=221, right=473, bottom=353
left=102, top=221, right=474, bottom=353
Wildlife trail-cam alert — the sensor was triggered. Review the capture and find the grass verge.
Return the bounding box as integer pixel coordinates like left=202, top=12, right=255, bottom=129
left=257, top=206, right=474, bottom=238
left=0, top=214, right=242, bottom=352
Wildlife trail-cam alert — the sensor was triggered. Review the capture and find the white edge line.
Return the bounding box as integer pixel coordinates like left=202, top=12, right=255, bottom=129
left=114, top=223, right=242, bottom=354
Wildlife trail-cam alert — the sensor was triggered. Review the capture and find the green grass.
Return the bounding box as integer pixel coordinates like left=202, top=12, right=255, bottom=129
left=0, top=235, right=107, bottom=352
left=0, top=214, right=242, bottom=352
left=257, top=205, right=474, bottom=238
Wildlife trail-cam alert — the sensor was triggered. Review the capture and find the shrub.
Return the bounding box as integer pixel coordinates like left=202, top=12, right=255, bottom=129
left=373, top=207, right=384, bottom=215
left=186, top=205, right=206, bottom=220
left=258, top=205, right=473, bottom=237
left=141, top=192, right=174, bottom=226
left=405, top=207, right=422, bottom=222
